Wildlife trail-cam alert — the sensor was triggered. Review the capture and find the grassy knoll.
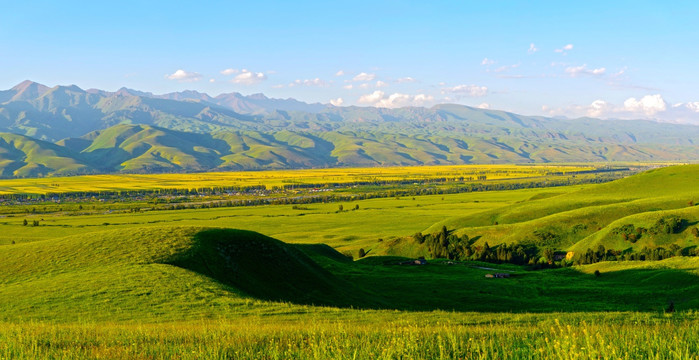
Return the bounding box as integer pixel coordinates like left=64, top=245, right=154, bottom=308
left=417, top=165, right=699, bottom=254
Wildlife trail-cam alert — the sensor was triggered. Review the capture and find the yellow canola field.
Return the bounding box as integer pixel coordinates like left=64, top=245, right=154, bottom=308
left=0, top=164, right=595, bottom=195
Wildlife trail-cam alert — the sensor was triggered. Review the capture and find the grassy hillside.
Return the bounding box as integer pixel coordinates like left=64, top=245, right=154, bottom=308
left=2, top=224, right=699, bottom=323
left=0, top=133, right=90, bottom=177
left=0, top=226, right=380, bottom=321
left=404, top=165, right=699, bottom=256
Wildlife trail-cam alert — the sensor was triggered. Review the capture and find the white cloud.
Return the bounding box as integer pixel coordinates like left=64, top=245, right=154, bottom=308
left=357, top=91, right=434, bottom=108
left=555, top=44, right=574, bottom=54
left=330, top=97, right=344, bottom=106
left=544, top=94, right=670, bottom=120
left=565, top=64, right=606, bottom=77
left=615, top=67, right=627, bottom=76
left=684, top=102, right=699, bottom=112
left=352, top=72, right=376, bottom=81
left=289, top=78, right=327, bottom=87
left=220, top=68, right=239, bottom=75
left=165, top=69, right=202, bottom=82
left=359, top=83, right=371, bottom=89
left=494, top=64, right=520, bottom=73
left=623, top=94, right=666, bottom=116
left=232, top=69, right=267, bottom=85
left=528, top=43, right=538, bottom=54
left=476, top=103, right=490, bottom=109
left=343, top=84, right=353, bottom=90
left=396, top=77, right=416, bottom=83
left=481, top=58, right=495, bottom=65
left=587, top=99, right=611, bottom=117
left=375, top=80, right=388, bottom=88
left=564, top=65, right=586, bottom=76
left=667, top=102, right=699, bottom=124
left=209, top=79, right=216, bottom=83
left=335, top=70, right=345, bottom=76
left=441, top=84, right=488, bottom=97
left=358, top=91, right=385, bottom=104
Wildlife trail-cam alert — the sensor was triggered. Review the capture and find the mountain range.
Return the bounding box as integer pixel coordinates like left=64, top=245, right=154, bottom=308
left=0, top=80, right=697, bottom=177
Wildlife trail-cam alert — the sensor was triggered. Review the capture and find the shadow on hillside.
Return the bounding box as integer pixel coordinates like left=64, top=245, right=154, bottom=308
left=165, top=229, right=385, bottom=308
left=165, top=229, right=699, bottom=313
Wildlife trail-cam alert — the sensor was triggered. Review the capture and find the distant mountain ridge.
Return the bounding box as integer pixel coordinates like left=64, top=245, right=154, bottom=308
left=0, top=80, right=696, bottom=177
left=93, top=85, right=330, bottom=114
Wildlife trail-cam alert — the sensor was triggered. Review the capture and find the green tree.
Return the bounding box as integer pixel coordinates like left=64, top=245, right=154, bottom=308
left=596, top=245, right=606, bottom=260
left=22, top=219, right=28, bottom=226
left=669, top=244, right=682, bottom=256
left=543, top=248, right=555, bottom=262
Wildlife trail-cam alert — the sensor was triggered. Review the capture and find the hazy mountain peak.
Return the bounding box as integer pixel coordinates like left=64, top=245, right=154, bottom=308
left=9, top=80, right=50, bottom=101
left=248, top=93, right=269, bottom=100
left=158, top=89, right=213, bottom=102
left=53, top=84, right=86, bottom=93
left=114, top=87, right=153, bottom=98
left=11, top=80, right=48, bottom=92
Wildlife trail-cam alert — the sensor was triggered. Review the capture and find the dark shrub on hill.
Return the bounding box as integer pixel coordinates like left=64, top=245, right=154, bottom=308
left=532, top=229, right=560, bottom=246
left=412, top=232, right=425, bottom=244
left=650, top=215, right=683, bottom=234
left=613, top=224, right=640, bottom=242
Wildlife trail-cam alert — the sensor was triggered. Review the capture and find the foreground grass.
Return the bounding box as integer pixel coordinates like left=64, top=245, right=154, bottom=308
left=2, top=313, right=698, bottom=359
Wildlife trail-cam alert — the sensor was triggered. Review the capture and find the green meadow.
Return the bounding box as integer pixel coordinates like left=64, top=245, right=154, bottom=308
left=0, top=164, right=698, bottom=358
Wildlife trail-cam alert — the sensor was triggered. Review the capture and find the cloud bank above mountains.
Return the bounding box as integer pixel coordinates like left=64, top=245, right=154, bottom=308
left=543, top=94, right=699, bottom=125
left=153, top=61, right=699, bottom=125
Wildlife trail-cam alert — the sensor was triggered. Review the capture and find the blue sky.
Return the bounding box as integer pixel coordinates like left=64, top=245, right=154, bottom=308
left=2, top=1, right=699, bottom=123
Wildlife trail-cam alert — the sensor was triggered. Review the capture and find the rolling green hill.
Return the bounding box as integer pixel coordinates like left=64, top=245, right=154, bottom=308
left=2, top=224, right=699, bottom=323
left=0, top=226, right=382, bottom=321
left=387, top=165, right=699, bottom=256
left=0, top=133, right=90, bottom=177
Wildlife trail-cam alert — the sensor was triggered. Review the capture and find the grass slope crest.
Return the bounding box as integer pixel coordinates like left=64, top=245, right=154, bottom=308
left=0, top=226, right=372, bottom=321
left=386, top=165, right=699, bottom=261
